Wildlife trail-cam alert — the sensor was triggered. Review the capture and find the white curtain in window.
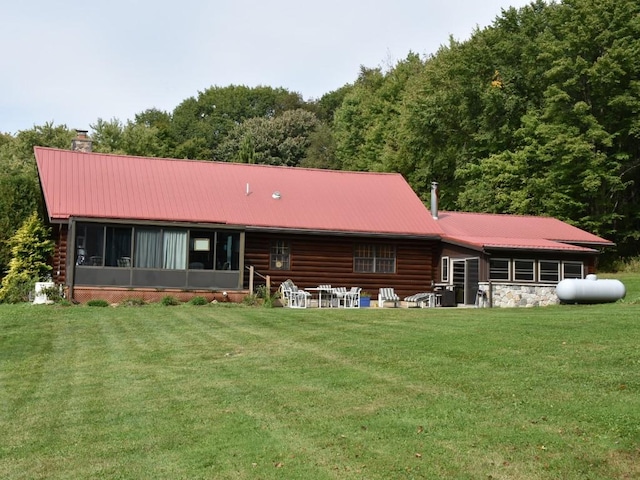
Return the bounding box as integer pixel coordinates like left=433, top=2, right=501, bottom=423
left=163, top=230, right=187, bottom=269
left=135, top=229, right=162, bottom=268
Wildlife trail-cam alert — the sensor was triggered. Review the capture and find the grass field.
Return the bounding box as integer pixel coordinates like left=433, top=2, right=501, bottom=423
left=1, top=275, right=639, bottom=479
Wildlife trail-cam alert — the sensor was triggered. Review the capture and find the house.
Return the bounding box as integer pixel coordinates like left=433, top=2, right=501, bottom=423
left=34, top=141, right=443, bottom=304
left=429, top=183, right=615, bottom=307
left=34, top=136, right=614, bottom=306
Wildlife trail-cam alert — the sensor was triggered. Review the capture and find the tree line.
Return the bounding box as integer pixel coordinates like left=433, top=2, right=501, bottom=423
left=1, top=0, right=638, bottom=278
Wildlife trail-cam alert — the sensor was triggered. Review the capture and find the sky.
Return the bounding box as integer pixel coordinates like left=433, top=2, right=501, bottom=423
left=1, top=0, right=534, bottom=135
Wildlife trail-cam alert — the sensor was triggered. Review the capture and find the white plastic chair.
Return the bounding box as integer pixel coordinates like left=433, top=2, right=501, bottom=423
left=378, top=288, right=400, bottom=307
left=343, top=287, right=361, bottom=308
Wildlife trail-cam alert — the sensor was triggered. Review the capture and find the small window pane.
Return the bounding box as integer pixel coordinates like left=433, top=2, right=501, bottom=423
left=539, top=260, right=560, bottom=282
left=375, top=258, right=395, bottom=273
left=563, top=262, right=583, bottom=279
left=489, top=259, right=510, bottom=280
left=355, top=258, right=374, bottom=273
left=514, top=260, right=535, bottom=281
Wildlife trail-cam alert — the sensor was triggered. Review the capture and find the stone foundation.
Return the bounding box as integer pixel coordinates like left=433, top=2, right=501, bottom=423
left=478, top=282, right=559, bottom=308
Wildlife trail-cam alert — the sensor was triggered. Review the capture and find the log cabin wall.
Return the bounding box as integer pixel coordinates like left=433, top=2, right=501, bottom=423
left=52, top=224, right=68, bottom=285
left=244, top=232, right=437, bottom=299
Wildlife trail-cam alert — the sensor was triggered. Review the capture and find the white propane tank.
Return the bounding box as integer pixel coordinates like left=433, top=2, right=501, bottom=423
left=556, top=275, right=626, bottom=304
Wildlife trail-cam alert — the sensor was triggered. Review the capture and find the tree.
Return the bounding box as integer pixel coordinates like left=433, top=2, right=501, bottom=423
left=0, top=212, right=54, bottom=303
left=333, top=54, right=425, bottom=174
left=456, top=0, right=640, bottom=253
left=215, top=109, right=320, bottom=166
left=0, top=123, right=72, bottom=276
left=300, top=123, right=339, bottom=170
left=170, top=85, right=308, bottom=160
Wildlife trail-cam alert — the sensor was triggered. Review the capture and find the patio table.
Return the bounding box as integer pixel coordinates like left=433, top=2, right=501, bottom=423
left=304, top=286, right=335, bottom=308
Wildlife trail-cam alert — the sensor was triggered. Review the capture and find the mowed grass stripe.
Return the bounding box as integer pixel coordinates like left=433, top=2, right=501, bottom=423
left=1, top=301, right=639, bottom=479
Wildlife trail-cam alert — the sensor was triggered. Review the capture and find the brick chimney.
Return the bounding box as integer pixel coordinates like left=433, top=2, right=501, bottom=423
left=71, top=129, right=92, bottom=152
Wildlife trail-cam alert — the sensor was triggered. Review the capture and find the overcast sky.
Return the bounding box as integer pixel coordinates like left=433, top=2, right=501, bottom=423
left=1, top=0, right=534, bottom=135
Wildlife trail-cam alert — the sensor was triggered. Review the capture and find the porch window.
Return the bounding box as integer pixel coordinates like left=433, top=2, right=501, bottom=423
left=134, top=228, right=187, bottom=269
left=76, top=224, right=104, bottom=266
left=163, top=230, right=187, bottom=269
left=354, top=244, right=396, bottom=273
left=562, top=261, right=583, bottom=279
left=105, top=226, right=132, bottom=267
left=189, top=231, right=215, bottom=269
left=513, top=259, right=535, bottom=281
left=539, top=260, right=560, bottom=282
left=216, top=232, right=240, bottom=270
left=489, top=258, right=510, bottom=281
left=270, top=240, right=290, bottom=270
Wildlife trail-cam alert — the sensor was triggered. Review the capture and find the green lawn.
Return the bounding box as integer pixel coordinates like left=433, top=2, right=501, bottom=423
left=1, top=279, right=639, bottom=479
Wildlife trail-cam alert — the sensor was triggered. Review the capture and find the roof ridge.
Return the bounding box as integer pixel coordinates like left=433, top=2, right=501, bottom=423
left=33, top=146, right=403, bottom=177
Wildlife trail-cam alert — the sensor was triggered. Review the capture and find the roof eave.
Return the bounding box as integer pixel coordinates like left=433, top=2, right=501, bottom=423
left=484, top=245, right=599, bottom=254
left=245, top=225, right=442, bottom=240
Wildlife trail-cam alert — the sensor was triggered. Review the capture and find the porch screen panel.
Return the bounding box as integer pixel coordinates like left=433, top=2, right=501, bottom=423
left=105, top=227, right=132, bottom=267
left=465, top=258, right=479, bottom=305
left=216, top=232, right=240, bottom=270
left=135, top=228, right=162, bottom=268
left=163, top=230, right=187, bottom=270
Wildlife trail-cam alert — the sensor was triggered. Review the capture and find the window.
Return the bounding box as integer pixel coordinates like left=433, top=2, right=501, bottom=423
left=441, top=256, right=449, bottom=283
left=216, top=232, right=240, bottom=270
left=563, top=261, right=583, bottom=279
left=135, top=228, right=161, bottom=268
left=189, top=231, right=215, bottom=269
left=163, top=230, right=187, bottom=269
left=270, top=240, right=290, bottom=270
left=134, top=228, right=186, bottom=269
left=105, top=226, right=132, bottom=267
left=76, top=224, right=104, bottom=266
left=539, top=260, right=560, bottom=283
left=76, top=224, right=240, bottom=272
left=354, top=244, right=396, bottom=273
left=489, top=258, right=510, bottom=281
left=513, top=259, right=535, bottom=281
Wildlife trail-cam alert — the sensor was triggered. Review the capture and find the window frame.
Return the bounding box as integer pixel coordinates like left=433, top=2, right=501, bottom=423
left=353, top=244, right=396, bottom=274
left=562, top=261, right=584, bottom=279
left=538, top=260, right=560, bottom=283
left=270, top=240, right=291, bottom=270
left=76, top=223, right=240, bottom=272
left=489, top=258, right=510, bottom=281
left=513, top=259, right=535, bottom=282
left=441, top=256, right=449, bottom=283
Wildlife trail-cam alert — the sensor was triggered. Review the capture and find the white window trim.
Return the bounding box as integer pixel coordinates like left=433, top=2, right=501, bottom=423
left=538, top=260, right=560, bottom=283
left=489, top=258, right=511, bottom=281
left=441, top=256, right=449, bottom=283
left=513, top=259, right=535, bottom=282
left=562, top=261, right=584, bottom=279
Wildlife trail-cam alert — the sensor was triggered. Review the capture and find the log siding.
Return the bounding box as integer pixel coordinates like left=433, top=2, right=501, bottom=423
left=245, top=232, right=436, bottom=299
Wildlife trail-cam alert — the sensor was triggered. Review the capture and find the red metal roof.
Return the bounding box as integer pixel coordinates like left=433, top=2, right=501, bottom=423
left=436, top=211, right=613, bottom=252
left=35, top=147, right=444, bottom=237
